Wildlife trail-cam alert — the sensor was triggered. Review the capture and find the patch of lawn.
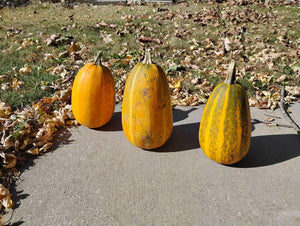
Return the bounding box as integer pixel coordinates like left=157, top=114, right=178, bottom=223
left=0, top=1, right=299, bottom=108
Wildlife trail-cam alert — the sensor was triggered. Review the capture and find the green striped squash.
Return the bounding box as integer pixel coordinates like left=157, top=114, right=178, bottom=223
left=199, top=61, right=251, bottom=165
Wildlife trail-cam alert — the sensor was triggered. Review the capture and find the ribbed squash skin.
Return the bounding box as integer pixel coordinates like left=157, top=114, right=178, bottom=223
left=122, top=62, right=173, bottom=150
left=72, top=63, right=115, bottom=128
left=199, top=82, right=251, bottom=165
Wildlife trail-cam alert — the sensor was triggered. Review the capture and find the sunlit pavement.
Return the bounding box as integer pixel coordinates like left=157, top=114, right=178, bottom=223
left=9, top=103, right=300, bottom=226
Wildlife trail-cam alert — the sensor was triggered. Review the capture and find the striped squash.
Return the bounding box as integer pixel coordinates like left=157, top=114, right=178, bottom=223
left=72, top=52, right=115, bottom=128
left=122, top=51, right=173, bottom=150
left=199, top=61, right=251, bottom=165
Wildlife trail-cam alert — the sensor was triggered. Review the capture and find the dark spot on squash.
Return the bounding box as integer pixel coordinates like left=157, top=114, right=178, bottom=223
left=142, top=88, right=150, bottom=97
left=142, top=132, right=153, bottom=148
left=141, top=88, right=151, bottom=103
left=156, top=102, right=167, bottom=110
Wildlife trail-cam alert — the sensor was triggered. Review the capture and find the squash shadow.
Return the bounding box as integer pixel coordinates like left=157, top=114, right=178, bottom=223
left=146, top=107, right=200, bottom=152
left=155, top=122, right=200, bottom=152
left=251, top=120, right=256, bottom=132
left=231, top=134, right=300, bottom=168
left=97, top=111, right=122, bottom=132
left=98, top=107, right=198, bottom=132
left=172, top=108, right=198, bottom=123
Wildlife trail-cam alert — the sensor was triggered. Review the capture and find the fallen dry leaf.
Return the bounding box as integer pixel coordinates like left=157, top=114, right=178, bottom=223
left=224, top=37, right=232, bottom=52
left=100, top=33, right=113, bottom=43
left=12, top=77, right=24, bottom=90
left=0, top=102, right=11, bottom=118
left=3, top=153, right=16, bottom=169
left=69, top=41, right=81, bottom=53
left=19, top=64, right=31, bottom=74
left=137, top=35, right=161, bottom=44
left=169, top=80, right=181, bottom=89
left=0, top=184, right=13, bottom=209
left=276, top=74, right=288, bottom=83
left=26, top=147, right=39, bottom=155
left=45, top=33, right=61, bottom=46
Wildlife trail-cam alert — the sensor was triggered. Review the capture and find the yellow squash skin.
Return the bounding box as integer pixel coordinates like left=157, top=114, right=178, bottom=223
left=199, top=61, right=251, bottom=165
left=72, top=56, right=115, bottom=128
left=122, top=52, right=173, bottom=150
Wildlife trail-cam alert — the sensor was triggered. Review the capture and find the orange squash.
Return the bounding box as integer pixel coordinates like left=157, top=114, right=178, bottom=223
left=122, top=51, right=173, bottom=149
left=199, top=61, right=251, bottom=164
left=72, top=52, right=115, bottom=128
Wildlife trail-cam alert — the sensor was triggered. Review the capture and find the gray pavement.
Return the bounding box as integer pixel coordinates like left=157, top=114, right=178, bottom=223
left=7, top=103, right=300, bottom=225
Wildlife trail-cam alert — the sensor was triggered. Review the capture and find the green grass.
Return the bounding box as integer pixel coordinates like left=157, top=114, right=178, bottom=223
left=0, top=2, right=299, bottom=108
left=239, top=74, right=256, bottom=98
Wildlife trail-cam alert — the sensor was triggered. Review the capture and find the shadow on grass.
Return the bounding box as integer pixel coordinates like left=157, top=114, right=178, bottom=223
left=232, top=134, right=300, bottom=168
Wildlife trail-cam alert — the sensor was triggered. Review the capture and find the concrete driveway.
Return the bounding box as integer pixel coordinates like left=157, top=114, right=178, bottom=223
left=7, top=103, right=300, bottom=225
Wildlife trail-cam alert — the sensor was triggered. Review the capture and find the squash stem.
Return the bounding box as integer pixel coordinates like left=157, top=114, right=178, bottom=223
left=225, top=60, right=236, bottom=85
left=94, top=51, right=103, bottom=66
left=142, top=50, right=152, bottom=64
